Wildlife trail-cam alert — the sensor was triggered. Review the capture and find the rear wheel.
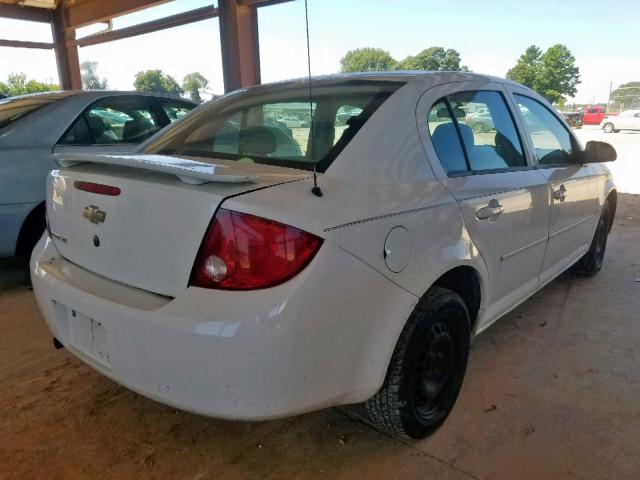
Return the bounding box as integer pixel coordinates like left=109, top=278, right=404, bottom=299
left=603, top=123, right=615, bottom=133
left=16, top=204, right=46, bottom=262
left=366, top=287, right=470, bottom=439
left=574, top=201, right=611, bottom=276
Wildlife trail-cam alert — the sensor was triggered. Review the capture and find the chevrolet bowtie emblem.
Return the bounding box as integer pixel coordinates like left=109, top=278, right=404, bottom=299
left=83, top=205, right=106, bottom=224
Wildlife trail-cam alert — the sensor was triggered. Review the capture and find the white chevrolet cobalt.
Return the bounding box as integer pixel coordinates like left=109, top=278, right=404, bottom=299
left=32, top=72, right=617, bottom=439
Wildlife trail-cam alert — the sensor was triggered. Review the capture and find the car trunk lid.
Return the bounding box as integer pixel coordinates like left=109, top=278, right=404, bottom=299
left=46, top=154, right=309, bottom=297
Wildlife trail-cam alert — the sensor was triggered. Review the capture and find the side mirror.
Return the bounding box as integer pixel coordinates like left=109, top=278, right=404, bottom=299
left=582, top=140, right=616, bottom=163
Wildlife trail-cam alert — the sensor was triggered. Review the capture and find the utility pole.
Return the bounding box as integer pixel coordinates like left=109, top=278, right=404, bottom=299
left=607, top=81, right=613, bottom=112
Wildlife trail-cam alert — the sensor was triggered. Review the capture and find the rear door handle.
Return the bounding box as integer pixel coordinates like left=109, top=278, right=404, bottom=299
left=476, top=199, right=504, bottom=220
left=553, top=184, right=567, bottom=202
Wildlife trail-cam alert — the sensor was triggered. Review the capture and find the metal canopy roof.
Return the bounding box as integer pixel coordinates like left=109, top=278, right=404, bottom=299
left=0, top=0, right=294, bottom=92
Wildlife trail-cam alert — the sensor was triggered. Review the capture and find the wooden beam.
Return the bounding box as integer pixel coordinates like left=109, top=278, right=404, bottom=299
left=0, top=3, right=52, bottom=22
left=65, top=0, right=171, bottom=29
left=218, top=0, right=261, bottom=93
left=75, top=5, right=218, bottom=47
left=237, top=0, right=294, bottom=7
left=51, top=6, right=81, bottom=90
left=0, top=39, right=53, bottom=49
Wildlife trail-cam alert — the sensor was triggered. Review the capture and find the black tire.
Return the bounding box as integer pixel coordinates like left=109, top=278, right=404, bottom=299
left=603, top=123, right=615, bottom=133
left=574, top=200, right=611, bottom=276
left=366, top=287, right=470, bottom=439
left=15, top=203, right=46, bottom=262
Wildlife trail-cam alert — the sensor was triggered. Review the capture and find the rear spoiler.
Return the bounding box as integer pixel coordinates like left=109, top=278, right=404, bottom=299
left=54, top=153, right=259, bottom=185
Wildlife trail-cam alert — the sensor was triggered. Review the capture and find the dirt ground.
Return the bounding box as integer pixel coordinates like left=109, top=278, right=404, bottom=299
left=0, top=193, right=639, bottom=480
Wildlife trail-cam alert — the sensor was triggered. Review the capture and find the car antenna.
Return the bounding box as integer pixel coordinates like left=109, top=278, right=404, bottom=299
left=304, top=0, right=323, bottom=197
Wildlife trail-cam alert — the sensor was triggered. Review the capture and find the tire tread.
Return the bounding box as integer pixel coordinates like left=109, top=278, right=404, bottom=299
left=366, top=287, right=468, bottom=439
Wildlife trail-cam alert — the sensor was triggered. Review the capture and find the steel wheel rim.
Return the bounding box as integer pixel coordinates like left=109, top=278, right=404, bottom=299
left=412, top=322, right=457, bottom=419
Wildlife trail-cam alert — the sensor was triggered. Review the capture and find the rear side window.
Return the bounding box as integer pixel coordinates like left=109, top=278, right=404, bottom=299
left=147, top=81, right=401, bottom=172
left=427, top=100, right=468, bottom=174
left=427, top=90, right=525, bottom=175
left=514, top=95, right=575, bottom=166
left=60, top=98, right=163, bottom=145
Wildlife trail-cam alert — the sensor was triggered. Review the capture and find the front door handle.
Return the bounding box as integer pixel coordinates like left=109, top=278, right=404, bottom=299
left=554, top=184, right=567, bottom=202
left=476, top=199, right=504, bottom=220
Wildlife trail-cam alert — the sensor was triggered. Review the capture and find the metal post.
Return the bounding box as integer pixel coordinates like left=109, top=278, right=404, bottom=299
left=51, top=6, right=82, bottom=90
left=218, top=0, right=261, bottom=93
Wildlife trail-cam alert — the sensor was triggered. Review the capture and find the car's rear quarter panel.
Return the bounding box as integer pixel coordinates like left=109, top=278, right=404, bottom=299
left=223, top=78, right=490, bottom=342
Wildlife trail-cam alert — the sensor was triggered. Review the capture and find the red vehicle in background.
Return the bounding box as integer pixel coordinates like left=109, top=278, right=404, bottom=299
left=582, top=105, right=617, bottom=125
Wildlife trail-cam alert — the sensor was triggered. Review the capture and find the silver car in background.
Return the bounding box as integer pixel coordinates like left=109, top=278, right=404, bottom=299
left=601, top=109, right=640, bottom=133
left=0, top=91, right=195, bottom=259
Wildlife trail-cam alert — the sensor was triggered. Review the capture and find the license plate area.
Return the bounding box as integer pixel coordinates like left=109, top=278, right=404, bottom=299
left=54, top=302, right=111, bottom=368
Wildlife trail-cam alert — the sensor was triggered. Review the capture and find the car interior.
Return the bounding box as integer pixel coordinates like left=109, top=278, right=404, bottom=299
left=430, top=94, right=525, bottom=174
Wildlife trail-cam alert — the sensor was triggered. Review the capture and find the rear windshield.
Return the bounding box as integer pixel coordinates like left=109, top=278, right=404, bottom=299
left=0, top=93, right=73, bottom=131
left=147, top=81, right=401, bottom=172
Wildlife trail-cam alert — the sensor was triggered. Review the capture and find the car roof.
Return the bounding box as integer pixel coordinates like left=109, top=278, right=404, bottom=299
left=0, top=90, right=194, bottom=104
left=236, top=71, right=524, bottom=95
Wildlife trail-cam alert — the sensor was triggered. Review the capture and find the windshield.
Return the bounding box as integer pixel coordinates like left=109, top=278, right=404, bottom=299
left=146, top=81, right=401, bottom=172
left=0, top=93, right=75, bottom=131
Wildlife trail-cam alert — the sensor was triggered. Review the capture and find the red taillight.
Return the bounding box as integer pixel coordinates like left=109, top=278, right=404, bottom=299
left=190, top=208, right=323, bottom=290
left=74, top=181, right=121, bottom=196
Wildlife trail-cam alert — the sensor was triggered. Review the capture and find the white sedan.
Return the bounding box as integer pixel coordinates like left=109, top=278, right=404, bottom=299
left=601, top=109, right=640, bottom=133
left=32, top=72, right=617, bottom=439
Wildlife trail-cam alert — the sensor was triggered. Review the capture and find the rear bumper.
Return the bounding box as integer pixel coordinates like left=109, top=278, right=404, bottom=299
left=31, top=236, right=417, bottom=420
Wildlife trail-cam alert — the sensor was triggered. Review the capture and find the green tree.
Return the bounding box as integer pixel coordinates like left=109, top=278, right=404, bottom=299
left=506, top=44, right=580, bottom=104
left=0, top=73, right=59, bottom=96
left=182, top=72, right=209, bottom=103
left=610, top=81, right=640, bottom=110
left=398, top=47, right=469, bottom=72
left=339, top=48, right=397, bottom=73
left=133, top=70, right=182, bottom=96
left=81, top=61, right=108, bottom=90
left=505, top=46, right=542, bottom=89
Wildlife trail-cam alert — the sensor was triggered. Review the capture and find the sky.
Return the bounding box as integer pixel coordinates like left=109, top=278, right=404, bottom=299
left=0, top=0, right=638, bottom=103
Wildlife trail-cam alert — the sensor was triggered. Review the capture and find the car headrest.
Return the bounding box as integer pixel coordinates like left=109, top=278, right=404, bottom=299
left=458, top=123, right=475, bottom=148
left=239, top=126, right=277, bottom=156
left=431, top=122, right=458, bottom=145
left=494, top=131, right=524, bottom=167
left=123, top=119, right=150, bottom=142
left=432, top=122, right=475, bottom=149
left=86, top=115, right=108, bottom=134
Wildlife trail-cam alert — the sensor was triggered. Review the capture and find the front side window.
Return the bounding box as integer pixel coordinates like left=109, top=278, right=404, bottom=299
left=515, top=95, right=576, bottom=166
left=162, top=103, right=193, bottom=122
left=427, top=90, right=525, bottom=175
left=61, top=99, right=162, bottom=145
left=146, top=81, right=401, bottom=172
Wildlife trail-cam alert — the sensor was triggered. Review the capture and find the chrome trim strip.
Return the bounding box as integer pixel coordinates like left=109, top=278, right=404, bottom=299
left=549, top=214, right=594, bottom=239
left=501, top=236, right=547, bottom=261
left=458, top=188, right=525, bottom=203
left=324, top=202, right=449, bottom=232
